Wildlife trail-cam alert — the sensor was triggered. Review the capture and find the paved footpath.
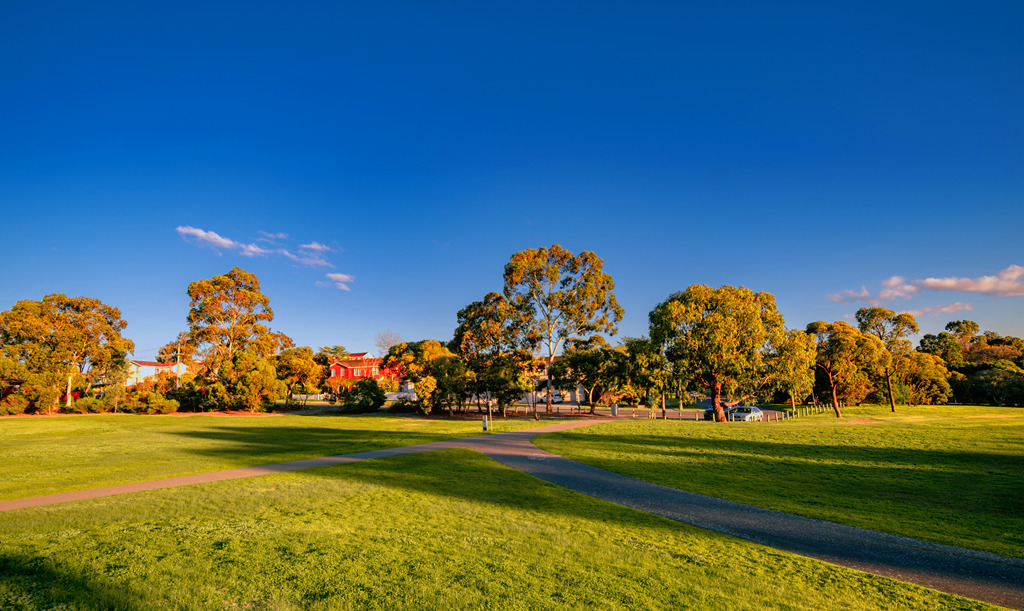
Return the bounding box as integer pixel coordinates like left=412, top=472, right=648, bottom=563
left=3, top=419, right=1023, bottom=609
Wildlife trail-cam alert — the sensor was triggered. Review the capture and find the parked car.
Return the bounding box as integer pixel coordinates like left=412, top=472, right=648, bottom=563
left=703, top=406, right=717, bottom=421
left=727, top=406, right=764, bottom=422
left=539, top=390, right=563, bottom=404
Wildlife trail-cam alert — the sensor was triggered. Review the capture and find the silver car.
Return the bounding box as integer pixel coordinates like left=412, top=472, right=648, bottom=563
left=728, top=406, right=763, bottom=422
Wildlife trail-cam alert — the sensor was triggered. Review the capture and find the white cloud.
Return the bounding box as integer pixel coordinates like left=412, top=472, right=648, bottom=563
left=176, top=226, right=238, bottom=250
left=900, top=302, right=974, bottom=318
left=280, top=249, right=334, bottom=268
left=915, top=265, right=1024, bottom=297
left=300, top=241, right=333, bottom=253
left=258, top=231, right=289, bottom=241
left=828, top=286, right=871, bottom=304
left=325, top=272, right=355, bottom=291
left=877, top=276, right=919, bottom=301
left=830, top=264, right=1024, bottom=306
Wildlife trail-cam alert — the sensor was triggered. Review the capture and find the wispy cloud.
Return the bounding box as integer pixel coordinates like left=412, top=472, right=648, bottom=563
left=916, top=265, right=1024, bottom=297
left=176, top=226, right=267, bottom=257
left=828, top=286, right=871, bottom=304
left=900, top=302, right=973, bottom=318
left=280, top=249, right=333, bottom=268
left=830, top=265, right=1024, bottom=306
left=324, top=272, right=355, bottom=291
left=300, top=241, right=332, bottom=252
left=178, top=226, right=350, bottom=284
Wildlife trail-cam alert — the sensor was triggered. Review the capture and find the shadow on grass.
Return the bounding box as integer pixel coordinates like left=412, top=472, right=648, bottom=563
left=535, top=431, right=1024, bottom=522
left=0, top=553, right=147, bottom=611
left=165, top=425, right=484, bottom=462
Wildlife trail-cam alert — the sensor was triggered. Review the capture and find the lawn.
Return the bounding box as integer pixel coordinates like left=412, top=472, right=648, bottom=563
left=0, top=413, right=554, bottom=500
left=534, top=404, right=1024, bottom=559
left=0, top=449, right=1000, bottom=610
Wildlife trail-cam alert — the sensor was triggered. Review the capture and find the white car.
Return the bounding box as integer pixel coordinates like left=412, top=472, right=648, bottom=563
left=727, top=406, right=763, bottom=422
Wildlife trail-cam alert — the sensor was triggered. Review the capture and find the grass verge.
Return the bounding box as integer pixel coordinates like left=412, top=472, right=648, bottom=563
left=0, top=413, right=556, bottom=500
left=534, top=404, right=1024, bottom=559
left=0, top=448, right=1001, bottom=610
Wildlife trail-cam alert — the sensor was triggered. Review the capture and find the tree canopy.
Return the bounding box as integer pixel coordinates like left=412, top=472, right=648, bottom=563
left=0, top=294, right=134, bottom=412
left=503, top=244, right=622, bottom=412
left=649, top=285, right=785, bottom=422
left=186, top=267, right=290, bottom=373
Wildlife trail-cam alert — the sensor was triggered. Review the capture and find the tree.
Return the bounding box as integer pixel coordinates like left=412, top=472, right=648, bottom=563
left=276, top=347, right=324, bottom=405
left=770, top=329, right=817, bottom=409
left=503, top=244, right=623, bottom=413
left=899, top=352, right=952, bottom=405
left=156, top=332, right=198, bottom=370
left=450, top=292, right=533, bottom=420
left=806, top=321, right=885, bottom=417
left=550, top=337, right=624, bottom=415
left=618, top=337, right=668, bottom=409
left=918, top=332, right=963, bottom=365
left=649, top=285, right=785, bottom=422
left=218, top=349, right=285, bottom=412
left=0, top=294, right=134, bottom=413
left=374, top=330, right=402, bottom=359
left=855, top=307, right=919, bottom=412
left=380, top=340, right=454, bottom=413
left=186, top=267, right=289, bottom=373
left=946, top=320, right=980, bottom=353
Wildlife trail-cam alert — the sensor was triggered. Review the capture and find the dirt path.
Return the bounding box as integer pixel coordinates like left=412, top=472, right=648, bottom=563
left=3, top=419, right=1022, bottom=609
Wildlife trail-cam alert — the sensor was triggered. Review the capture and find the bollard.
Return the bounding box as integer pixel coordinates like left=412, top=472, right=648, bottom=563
left=482, top=416, right=488, bottom=432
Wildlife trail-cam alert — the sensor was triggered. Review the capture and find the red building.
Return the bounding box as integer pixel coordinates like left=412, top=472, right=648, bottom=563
left=328, top=353, right=382, bottom=381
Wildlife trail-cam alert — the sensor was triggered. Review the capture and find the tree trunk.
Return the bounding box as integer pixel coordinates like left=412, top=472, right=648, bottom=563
left=65, top=375, right=74, bottom=409
left=711, top=380, right=728, bottom=422
left=885, top=369, right=897, bottom=412
left=545, top=356, right=554, bottom=414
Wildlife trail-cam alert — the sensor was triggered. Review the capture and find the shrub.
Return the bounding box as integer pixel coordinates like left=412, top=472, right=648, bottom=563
left=386, top=399, right=417, bottom=414
left=0, top=394, right=29, bottom=415
left=71, top=396, right=111, bottom=414
left=122, top=391, right=179, bottom=414
left=338, top=378, right=386, bottom=414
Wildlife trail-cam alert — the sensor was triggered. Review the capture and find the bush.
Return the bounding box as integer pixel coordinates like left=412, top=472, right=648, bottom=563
left=122, top=391, right=179, bottom=414
left=338, top=378, right=386, bottom=414
left=386, top=399, right=417, bottom=414
left=71, top=396, right=111, bottom=414
left=0, top=394, right=29, bottom=415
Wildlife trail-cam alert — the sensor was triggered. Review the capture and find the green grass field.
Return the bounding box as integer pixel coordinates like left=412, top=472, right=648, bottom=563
left=534, top=404, right=1024, bottom=559
left=0, top=448, right=1000, bottom=610
left=0, top=413, right=552, bottom=500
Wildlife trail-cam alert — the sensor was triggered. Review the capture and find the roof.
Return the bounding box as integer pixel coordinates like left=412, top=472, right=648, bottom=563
left=130, top=360, right=178, bottom=368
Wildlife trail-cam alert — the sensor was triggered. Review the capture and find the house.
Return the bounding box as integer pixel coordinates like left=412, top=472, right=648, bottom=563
left=328, top=353, right=383, bottom=381
left=126, top=360, right=189, bottom=387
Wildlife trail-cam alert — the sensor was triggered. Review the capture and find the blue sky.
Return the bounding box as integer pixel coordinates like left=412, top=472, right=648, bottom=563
left=2, top=0, right=1022, bottom=359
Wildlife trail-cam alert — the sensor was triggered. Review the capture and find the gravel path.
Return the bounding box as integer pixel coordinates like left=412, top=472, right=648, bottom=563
left=3, top=419, right=1022, bottom=609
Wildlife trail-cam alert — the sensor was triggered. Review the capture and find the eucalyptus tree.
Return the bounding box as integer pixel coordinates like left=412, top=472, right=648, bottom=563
left=503, top=244, right=622, bottom=413
left=550, top=336, right=624, bottom=415
left=450, top=292, right=533, bottom=419
left=186, top=267, right=291, bottom=374
left=806, top=321, right=886, bottom=417
left=0, top=294, right=134, bottom=413
left=856, top=307, right=919, bottom=412
left=649, top=285, right=785, bottom=422
left=770, top=329, right=817, bottom=409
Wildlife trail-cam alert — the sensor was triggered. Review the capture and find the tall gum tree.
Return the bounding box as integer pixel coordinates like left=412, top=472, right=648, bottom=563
left=186, top=267, right=289, bottom=374
left=855, top=307, right=919, bottom=412
left=649, top=285, right=785, bottom=422
left=503, top=244, right=622, bottom=413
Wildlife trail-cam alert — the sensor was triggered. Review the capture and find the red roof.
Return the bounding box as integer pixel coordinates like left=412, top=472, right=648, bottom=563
left=131, top=360, right=177, bottom=368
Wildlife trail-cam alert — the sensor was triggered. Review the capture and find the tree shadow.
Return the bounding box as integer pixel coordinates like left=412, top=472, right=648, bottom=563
left=0, top=552, right=148, bottom=610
